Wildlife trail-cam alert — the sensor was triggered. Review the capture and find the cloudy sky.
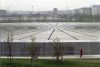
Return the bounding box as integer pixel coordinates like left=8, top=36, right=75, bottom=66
left=1, top=0, right=100, bottom=11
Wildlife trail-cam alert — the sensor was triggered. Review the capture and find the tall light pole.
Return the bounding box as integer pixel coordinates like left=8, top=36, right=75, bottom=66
left=0, top=0, right=1, bottom=9
left=32, top=6, right=34, bottom=14
left=0, top=0, right=1, bottom=23
left=66, top=6, right=69, bottom=21
left=31, top=5, right=34, bottom=22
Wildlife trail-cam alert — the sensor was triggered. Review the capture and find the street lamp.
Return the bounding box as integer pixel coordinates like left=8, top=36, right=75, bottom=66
left=31, top=5, right=34, bottom=22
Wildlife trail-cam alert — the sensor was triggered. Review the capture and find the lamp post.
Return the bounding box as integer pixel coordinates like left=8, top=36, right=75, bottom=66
left=31, top=5, right=34, bottom=22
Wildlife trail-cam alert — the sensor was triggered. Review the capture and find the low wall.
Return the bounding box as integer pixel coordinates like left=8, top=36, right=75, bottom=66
left=0, top=42, right=100, bottom=56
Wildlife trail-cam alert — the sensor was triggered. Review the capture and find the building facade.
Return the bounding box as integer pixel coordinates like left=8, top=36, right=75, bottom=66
left=74, top=7, right=92, bottom=15
left=92, top=5, right=100, bottom=16
left=0, top=10, right=7, bottom=16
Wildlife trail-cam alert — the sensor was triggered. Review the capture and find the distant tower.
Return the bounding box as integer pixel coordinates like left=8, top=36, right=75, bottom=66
left=53, top=8, right=58, bottom=21
left=53, top=8, right=58, bottom=15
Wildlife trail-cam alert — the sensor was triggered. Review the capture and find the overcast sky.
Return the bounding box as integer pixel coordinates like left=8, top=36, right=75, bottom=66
left=1, top=0, right=100, bottom=11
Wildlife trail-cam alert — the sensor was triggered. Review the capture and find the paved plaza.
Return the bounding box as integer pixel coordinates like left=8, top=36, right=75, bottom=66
left=0, top=22, right=100, bottom=42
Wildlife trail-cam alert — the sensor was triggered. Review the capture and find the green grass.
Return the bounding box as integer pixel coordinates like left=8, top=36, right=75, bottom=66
left=1, top=59, right=100, bottom=67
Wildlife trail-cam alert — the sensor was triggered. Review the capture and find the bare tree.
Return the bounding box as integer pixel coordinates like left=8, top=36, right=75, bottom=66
left=52, top=37, right=65, bottom=62
left=6, top=31, right=13, bottom=63
left=28, top=36, right=38, bottom=64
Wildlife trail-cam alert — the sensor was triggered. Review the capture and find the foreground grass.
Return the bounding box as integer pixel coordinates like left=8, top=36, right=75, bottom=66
left=1, top=59, right=100, bottom=67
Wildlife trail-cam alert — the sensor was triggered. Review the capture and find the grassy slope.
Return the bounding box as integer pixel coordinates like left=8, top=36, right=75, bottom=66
left=1, top=59, right=100, bottom=67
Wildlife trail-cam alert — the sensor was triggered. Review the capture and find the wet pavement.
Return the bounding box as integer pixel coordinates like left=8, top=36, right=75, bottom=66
left=0, top=22, right=100, bottom=42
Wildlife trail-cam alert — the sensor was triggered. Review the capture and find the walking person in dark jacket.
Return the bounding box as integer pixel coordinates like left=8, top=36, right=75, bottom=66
left=80, top=48, right=83, bottom=58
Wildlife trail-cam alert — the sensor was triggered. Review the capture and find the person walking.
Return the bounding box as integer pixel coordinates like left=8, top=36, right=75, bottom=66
left=80, top=48, right=83, bottom=58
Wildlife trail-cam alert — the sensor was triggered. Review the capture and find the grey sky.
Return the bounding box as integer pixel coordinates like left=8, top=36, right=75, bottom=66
left=1, top=0, right=100, bottom=11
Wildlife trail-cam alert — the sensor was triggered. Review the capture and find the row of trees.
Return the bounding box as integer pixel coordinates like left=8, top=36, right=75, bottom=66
left=6, top=31, right=66, bottom=64
left=29, top=37, right=66, bottom=63
left=1, top=13, right=100, bottom=22
left=73, top=14, right=100, bottom=22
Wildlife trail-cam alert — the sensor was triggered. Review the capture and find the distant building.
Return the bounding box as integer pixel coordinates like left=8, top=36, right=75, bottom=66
left=92, top=5, right=100, bottom=16
left=66, top=10, right=74, bottom=15
left=53, top=8, right=58, bottom=15
left=81, top=7, right=92, bottom=15
left=52, top=8, right=59, bottom=21
left=0, top=9, right=7, bottom=16
left=74, top=7, right=92, bottom=15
